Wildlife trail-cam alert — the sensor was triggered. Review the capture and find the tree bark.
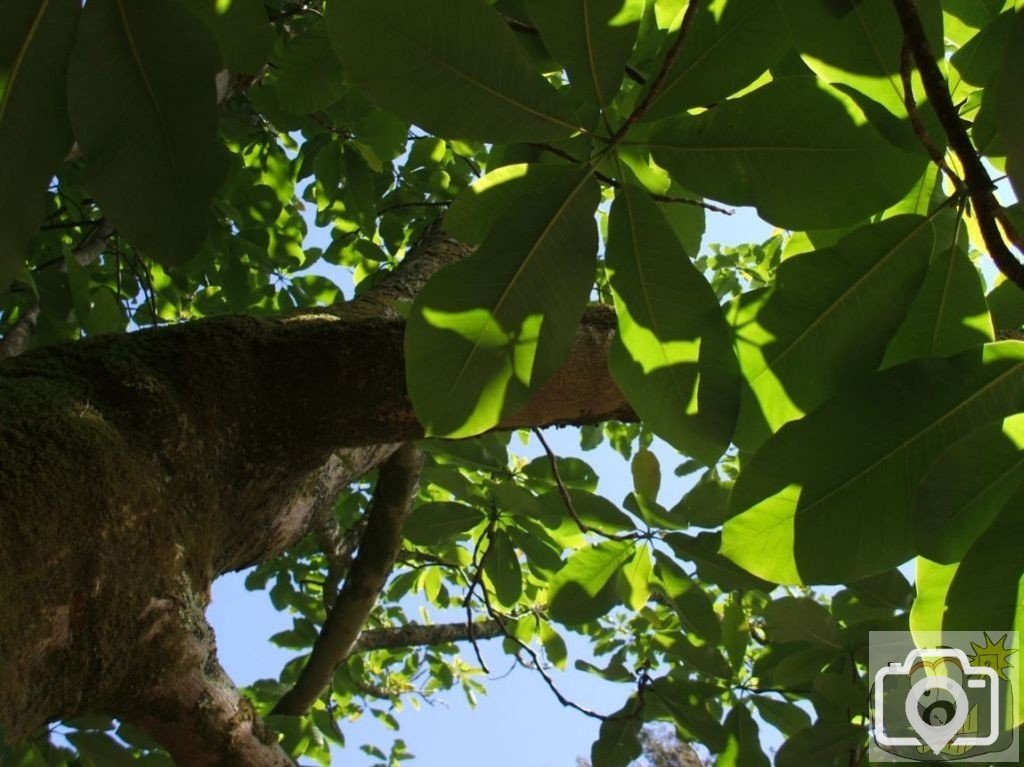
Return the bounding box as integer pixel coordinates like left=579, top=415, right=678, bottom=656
left=0, top=227, right=631, bottom=756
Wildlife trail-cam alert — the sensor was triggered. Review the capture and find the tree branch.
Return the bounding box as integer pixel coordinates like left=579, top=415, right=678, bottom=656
left=350, top=619, right=503, bottom=654
left=892, top=0, right=1024, bottom=287
left=0, top=306, right=40, bottom=361
left=272, top=443, right=424, bottom=715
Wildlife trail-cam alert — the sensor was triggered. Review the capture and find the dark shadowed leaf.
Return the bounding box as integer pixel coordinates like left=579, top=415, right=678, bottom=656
left=723, top=343, right=1024, bottom=584
left=327, top=0, right=580, bottom=142
left=717, top=705, right=769, bottom=767
left=0, top=0, right=79, bottom=287
left=178, top=0, right=272, bottom=73
left=404, top=502, right=484, bottom=545
left=484, top=529, right=523, bottom=607
left=648, top=78, right=926, bottom=229
left=731, top=215, right=935, bottom=449
left=644, top=0, right=789, bottom=120
left=68, top=0, right=227, bottom=266
left=914, top=414, right=1024, bottom=563
left=774, top=722, right=864, bottom=767
left=526, top=0, right=642, bottom=111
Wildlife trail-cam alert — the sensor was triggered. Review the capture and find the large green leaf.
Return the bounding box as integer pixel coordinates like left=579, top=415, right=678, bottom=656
left=443, top=163, right=570, bottom=246
left=404, top=501, right=484, bottom=545
left=68, top=0, right=227, bottom=266
left=717, top=705, right=769, bottom=767
left=993, top=10, right=1024, bottom=198
left=326, top=0, right=580, bottom=143
left=590, top=700, right=642, bottom=767
left=0, top=0, right=79, bottom=288
left=647, top=77, right=927, bottom=229
left=943, top=490, right=1024, bottom=632
left=722, top=342, right=1024, bottom=584
left=405, top=167, right=599, bottom=438
left=909, top=556, right=958, bottom=637
left=773, top=723, right=864, bottom=767
left=483, top=529, right=523, bottom=607
left=881, top=239, right=994, bottom=368
left=914, top=414, right=1024, bottom=563
left=731, top=215, right=935, bottom=450
left=263, top=31, right=347, bottom=115
left=606, top=173, right=739, bottom=464
left=643, top=0, right=789, bottom=120
left=178, top=0, right=272, bottom=73
left=778, top=0, right=943, bottom=116
left=653, top=551, right=720, bottom=642
left=526, top=0, right=642, bottom=111
left=547, top=540, right=633, bottom=625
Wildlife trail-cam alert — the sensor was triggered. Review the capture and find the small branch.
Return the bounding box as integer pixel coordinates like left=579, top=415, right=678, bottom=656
left=351, top=620, right=503, bottom=654
left=272, top=444, right=424, bottom=716
left=892, top=0, right=1024, bottom=288
left=378, top=200, right=452, bottom=215
left=315, top=507, right=366, bottom=610
left=0, top=305, right=40, bottom=360
left=608, top=0, right=700, bottom=147
left=72, top=220, right=115, bottom=267
left=898, top=41, right=962, bottom=192
left=532, top=428, right=644, bottom=541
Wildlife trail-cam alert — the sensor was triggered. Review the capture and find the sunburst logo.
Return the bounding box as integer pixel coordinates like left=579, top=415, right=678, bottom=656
left=968, top=633, right=1017, bottom=683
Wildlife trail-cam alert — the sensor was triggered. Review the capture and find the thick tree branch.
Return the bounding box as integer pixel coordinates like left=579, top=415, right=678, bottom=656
left=0, top=305, right=40, bottom=360
left=272, top=444, right=424, bottom=715
left=350, top=619, right=504, bottom=654
left=892, top=0, right=1024, bottom=288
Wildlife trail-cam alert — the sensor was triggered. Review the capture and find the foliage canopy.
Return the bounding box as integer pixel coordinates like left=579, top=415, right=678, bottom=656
left=2, top=0, right=1024, bottom=764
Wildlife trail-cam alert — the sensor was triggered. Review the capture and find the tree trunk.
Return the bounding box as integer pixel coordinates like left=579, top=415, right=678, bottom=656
left=0, top=228, right=631, bottom=757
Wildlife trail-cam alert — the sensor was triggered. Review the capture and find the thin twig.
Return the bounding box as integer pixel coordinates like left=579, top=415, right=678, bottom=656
left=607, top=0, right=701, bottom=147
left=532, top=429, right=645, bottom=541
left=898, top=41, right=962, bottom=192
left=892, top=0, right=1024, bottom=288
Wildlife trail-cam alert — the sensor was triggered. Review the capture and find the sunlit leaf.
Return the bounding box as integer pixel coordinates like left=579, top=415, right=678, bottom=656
left=406, top=167, right=599, bottom=437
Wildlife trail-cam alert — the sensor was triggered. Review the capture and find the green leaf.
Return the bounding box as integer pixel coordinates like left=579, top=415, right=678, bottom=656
left=665, top=532, right=772, bottom=592
left=618, top=546, right=652, bottom=611
left=405, top=167, right=599, bottom=438
left=647, top=677, right=728, bottom=751
left=327, top=0, right=580, bottom=142
left=0, top=0, right=79, bottom=288
left=526, top=0, right=641, bottom=111
left=670, top=470, right=734, bottom=528
left=178, top=0, right=272, bottom=73
left=717, top=705, right=769, bottom=767
left=548, top=540, right=633, bottom=625
left=779, top=0, right=943, bottom=116
left=484, top=529, right=523, bottom=607
left=590, top=700, right=642, bottom=767
left=643, top=0, right=790, bottom=120
left=914, top=414, right=1024, bottom=563
left=265, top=31, right=347, bottom=115
left=653, top=551, right=720, bottom=642
left=443, top=163, right=571, bottom=246
left=723, top=342, right=1024, bottom=584
left=881, top=241, right=994, bottom=368
left=68, top=0, right=227, bottom=266
left=763, top=597, right=841, bottom=648
left=943, top=495, right=1024, bottom=631
left=630, top=448, right=660, bottom=502
left=750, top=696, right=811, bottom=738
left=988, top=277, right=1024, bottom=332
left=909, top=556, right=958, bottom=636
left=404, top=502, right=484, bottom=545
left=67, top=733, right=137, bottom=767
left=731, top=215, right=935, bottom=449
left=648, top=77, right=926, bottom=229
left=522, top=454, right=599, bottom=491
left=606, top=174, right=739, bottom=463
left=536, top=489, right=635, bottom=533
left=993, top=10, right=1024, bottom=198
left=774, top=722, right=864, bottom=767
